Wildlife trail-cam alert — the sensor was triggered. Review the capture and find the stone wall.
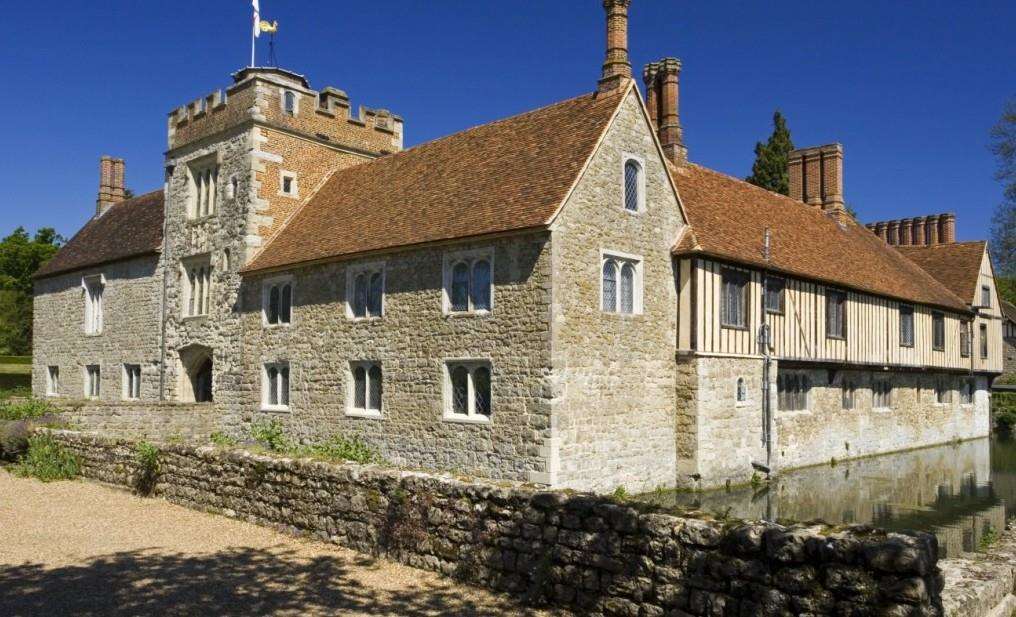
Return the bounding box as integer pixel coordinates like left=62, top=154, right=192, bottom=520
left=49, top=429, right=946, bottom=617
left=1004, top=336, right=1016, bottom=379
left=58, top=401, right=218, bottom=442
left=549, top=89, right=684, bottom=493
left=32, top=255, right=163, bottom=401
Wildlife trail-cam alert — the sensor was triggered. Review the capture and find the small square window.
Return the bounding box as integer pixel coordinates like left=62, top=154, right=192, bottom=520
left=279, top=171, right=298, bottom=197
left=262, top=362, right=290, bottom=411
left=764, top=277, right=785, bottom=314
left=46, top=366, right=59, bottom=396
left=123, top=364, right=141, bottom=400
left=444, top=361, right=492, bottom=422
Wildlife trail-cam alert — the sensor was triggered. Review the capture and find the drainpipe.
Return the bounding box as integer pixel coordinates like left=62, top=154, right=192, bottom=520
left=758, top=228, right=774, bottom=472
left=158, top=166, right=173, bottom=401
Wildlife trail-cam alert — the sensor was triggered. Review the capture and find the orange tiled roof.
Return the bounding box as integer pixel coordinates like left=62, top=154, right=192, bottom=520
left=34, top=190, right=164, bottom=279
left=245, top=87, right=629, bottom=273
left=671, top=163, right=970, bottom=313
left=894, top=241, right=987, bottom=305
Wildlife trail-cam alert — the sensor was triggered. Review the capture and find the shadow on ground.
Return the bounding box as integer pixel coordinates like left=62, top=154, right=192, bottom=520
left=0, top=545, right=546, bottom=617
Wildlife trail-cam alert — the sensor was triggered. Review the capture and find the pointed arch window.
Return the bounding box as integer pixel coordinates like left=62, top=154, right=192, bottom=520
left=601, top=252, right=642, bottom=315
left=347, top=262, right=385, bottom=320
left=263, top=277, right=293, bottom=326
left=445, top=361, right=493, bottom=421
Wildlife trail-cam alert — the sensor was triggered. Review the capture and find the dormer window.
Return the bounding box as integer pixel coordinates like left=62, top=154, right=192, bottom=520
left=622, top=155, right=645, bottom=212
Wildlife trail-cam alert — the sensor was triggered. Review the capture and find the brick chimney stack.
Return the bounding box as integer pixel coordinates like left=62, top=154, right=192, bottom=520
left=911, top=218, right=925, bottom=246
left=899, top=218, right=912, bottom=245
left=642, top=62, right=659, bottom=127
left=886, top=220, right=899, bottom=245
left=96, top=156, right=126, bottom=216
left=642, top=58, right=687, bottom=166
left=926, top=214, right=940, bottom=245
left=788, top=144, right=848, bottom=224
left=867, top=213, right=958, bottom=246
left=940, top=213, right=956, bottom=243
left=874, top=222, right=887, bottom=241
left=598, top=0, right=633, bottom=94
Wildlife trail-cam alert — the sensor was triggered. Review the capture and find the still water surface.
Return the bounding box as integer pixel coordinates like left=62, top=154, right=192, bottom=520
left=638, top=437, right=1016, bottom=558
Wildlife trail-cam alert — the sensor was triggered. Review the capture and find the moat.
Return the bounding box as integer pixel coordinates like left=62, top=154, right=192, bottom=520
left=640, top=435, right=1016, bottom=558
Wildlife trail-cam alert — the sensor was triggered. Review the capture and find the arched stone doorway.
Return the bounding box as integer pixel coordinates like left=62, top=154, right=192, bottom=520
left=178, top=345, right=213, bottom=403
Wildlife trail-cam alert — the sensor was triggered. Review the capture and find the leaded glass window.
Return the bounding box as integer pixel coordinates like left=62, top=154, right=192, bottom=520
left=620, top=263, right=635, bottom=314
left=899, top=305, right=914, bottom=347
left=474, top=366, right=491, bottom=416
left=602, top=260, right=617, bottom=312
left=368, top=273, right=383, bottom=317
left=721, top=269, right=748, bottom=328
left=451, top=263, right=469, bottom=312
left=451, top=366, right=469, bottom=415
left=354, top=274, right=368, bottom=318
left=624, top=159, right=641, bottom=212
left=471, top=260, right=491, bottom=311
left=368, top=365, right=383, bottom=411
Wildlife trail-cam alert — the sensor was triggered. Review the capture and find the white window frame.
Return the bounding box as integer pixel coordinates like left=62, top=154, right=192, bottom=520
left=186, top=155, right=220, bottom=219
left=345, top=261, right=386, bottom=320
left=600, top=249, right=644, bottom=315
left=278, top=170, right=299, bottom=198
left=182, top=255, right=212, bottom=318
left=443, top=360, right=493, bottom=423
left=262, top=275, right=295, bottom=327
left=442, top=248, right=495, bottom=316
left=347, top=361, right=383, bottom=418
left=620, top=152, right=646, bottom=214
left=280, top=88, right=299, bottom=116
left=82, top=274, right=104, bottom=335
left=261, top=361, right=291, bottom=412
left=84, top=364, right=101, bottom=399
left=46, top=366, right=59, bottom=397
left=122, top=364, right=141, bottom=401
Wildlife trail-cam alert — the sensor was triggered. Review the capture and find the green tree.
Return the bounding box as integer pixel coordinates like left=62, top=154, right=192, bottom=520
left=990, top=98, right=1016, bottom=279
left=746, top=111, right=795, bottom=195
left=0, top=227, right=63, bottom=354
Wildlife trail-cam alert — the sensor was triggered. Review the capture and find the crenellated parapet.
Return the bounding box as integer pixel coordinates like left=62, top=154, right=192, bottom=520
left=866, top=212, right=956, bottom=246
left=167, top=67, right=403, bottom=155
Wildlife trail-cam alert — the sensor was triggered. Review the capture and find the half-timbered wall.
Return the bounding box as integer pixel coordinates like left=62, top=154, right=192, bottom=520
left=972, top=249, right=1004, bottom=374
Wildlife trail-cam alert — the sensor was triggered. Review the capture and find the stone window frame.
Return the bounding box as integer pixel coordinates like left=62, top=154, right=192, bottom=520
left=46, top=366, right=59, bottom=397
left=261, top=361, right=291, bottom=412
left=122, top=363, right=142, bottom=401
left=347, top=361, right=383, bottom=418
left=262, top=274, right=295, bottom=328
left=735, top=377, right=750, bottom=407
left=280, top=88, right=299, bottom=116
left=81, top=274, right=104, bottom=336
left=600, top=249, right=644, bottom=316
left=345, top=261, right=386, bottom=321
left=186, top=153, right=221, bottom=220
left=181, top=254, right=212, bottom=319
left=442, top=359, right=493, bottom=424
left=620, top=152, right=646, bottom=214
left=442, top=248, right=495, bottom=317
left=84, top=364, right=101, bottom=400
left=278, top=170, right=299, bottom=198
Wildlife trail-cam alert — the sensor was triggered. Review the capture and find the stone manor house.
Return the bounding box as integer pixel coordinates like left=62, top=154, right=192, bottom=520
left=32, top=1, right=1004, bottom=492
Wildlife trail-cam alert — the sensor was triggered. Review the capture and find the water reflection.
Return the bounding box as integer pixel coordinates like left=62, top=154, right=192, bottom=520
left=639, top=436, right=1016, bottom=558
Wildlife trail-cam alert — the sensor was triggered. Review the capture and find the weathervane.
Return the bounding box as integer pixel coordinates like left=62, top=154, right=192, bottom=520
left=251, top=0, right=280, bottom=67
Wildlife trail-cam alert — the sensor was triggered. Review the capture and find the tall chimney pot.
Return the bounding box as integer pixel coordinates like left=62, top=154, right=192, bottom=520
left=940, top=213, right=956, bottom=243
left=642, top=62, right=660, bottom=128
left=874, top=222, right=887, bottom=241
left=926, top=215, right=940, bottom=244
left=656, top=58, right=686, bottom=166
left=598, top=0, right=633, bottom=93
left=886, top=220, right=899, bottom=245
left=911, top=218, right=925, bottom=246
left=96, top=156, right=126, bottom=216
left=899, top=218, right=912, bottom=245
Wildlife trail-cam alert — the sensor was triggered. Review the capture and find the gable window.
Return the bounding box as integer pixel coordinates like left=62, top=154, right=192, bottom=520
left=445, top=361, right=492, bottom=421
left=601, top=253, right=642, bottom=315
left=444, top=250, right=493, bottom=315
left=899, top=305, right=915, bottom=347
left=981, top=285, right=992, bottom=308
left=842, top=381, right=856, bottom=410
left=873, top=380, right=893, bottom=409
left=188, top=159, right=219, bottom=218
left=826, top=290, right=847, bottom=339
left=777, top=372, right=810, bottom=411
left=622, top=156, right=644, bottom=212
left=83, top=275, right=104, bottom=335
left=764, top=277, right=785, bottom=314
left=935, top=379, right=952, bottom=405
left=347, top=263, right=385, bottom=319
left=721, top=268, right=748, bottom=329
left=123, top=364, right=141, bottom=400
left=960, top=379, right=975, bottom=405
left=932, top=312, right=945, bottom=350
left=46, top=366, right=59, bottom=396
left=960, top=321, right=972, bottom=357
left=279, top=171, right=298, bottom=198
left=263, top=278, right=293, bottom=326
left=183, top=257, right=212, bottom=317
left=348, top=362, right=383, bottom=417
left=262, top=362, right=290, bottom=411
left=85, top=365, right=101, bottom=399
left=980, top=323, right=989, bottom=359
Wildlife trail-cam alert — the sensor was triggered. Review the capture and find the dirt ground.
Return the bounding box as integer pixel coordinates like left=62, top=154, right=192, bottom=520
left=0, top=469, right=567, bottom=616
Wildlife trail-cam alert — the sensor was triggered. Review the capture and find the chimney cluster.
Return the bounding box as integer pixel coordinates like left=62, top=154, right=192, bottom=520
left=866, top=213, right=956, bottom=246
left=787, top=144, right=848, bottom=225
left=597, top=0, right=633, bottom=94
left=643, top=59, right=687, bottom=166
left=96, top=155, right=126, bottom=216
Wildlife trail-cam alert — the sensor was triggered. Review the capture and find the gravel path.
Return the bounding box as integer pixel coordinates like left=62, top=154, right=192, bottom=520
left=0, top=469, right=566, bottom=616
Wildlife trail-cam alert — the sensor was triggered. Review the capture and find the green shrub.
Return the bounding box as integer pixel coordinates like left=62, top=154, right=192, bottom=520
left=134, top=442, right=160, bottom=496
left=250, top=418, right=288, bottom=452
left=297, top=434, right=382, bottom=464
left=0, top=385, right=31, bottom=400
left=0, top=420, right=31, bottom=460
left=0, top=398, right=55, bottom=421
left=995, top=392, right=1016, bottom=432
left=209, top=431, right=238, bottom=447
left=16, top=434, right=79, bottom=481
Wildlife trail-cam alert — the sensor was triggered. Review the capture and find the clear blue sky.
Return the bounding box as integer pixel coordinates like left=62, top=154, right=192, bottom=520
left=1, top=1, right=1013, bottom=243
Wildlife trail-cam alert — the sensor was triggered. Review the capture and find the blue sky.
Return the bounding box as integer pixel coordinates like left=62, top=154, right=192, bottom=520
left=1, top=1, right=1013, bottom=242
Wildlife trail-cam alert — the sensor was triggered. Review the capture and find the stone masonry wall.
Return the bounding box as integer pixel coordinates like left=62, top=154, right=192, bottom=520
left=50, top=429, right=946, bottom=617
left=549, top=89, right=684, bottom=493
left=1004, top=336, right=1016, bottom=378
left=231, top=232, right=554, bottom=484
left=32, top=255, right=163, bottom=401
left=57, top=401, right=218, bottom=442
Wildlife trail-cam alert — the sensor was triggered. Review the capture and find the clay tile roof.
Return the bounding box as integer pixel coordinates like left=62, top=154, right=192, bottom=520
left=894, top=241, right=987, bottom=305
left=245, top=87, right=629, bottom=273
left=34, top=190, right=164, bottom=279
left=671, top=163, right=969, bottom=312
left=1002, top=299, right=1016, bottom=324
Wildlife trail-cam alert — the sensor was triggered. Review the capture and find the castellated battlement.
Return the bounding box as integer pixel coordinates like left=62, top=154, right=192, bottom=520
left=167, top=67, right=403, bottom=156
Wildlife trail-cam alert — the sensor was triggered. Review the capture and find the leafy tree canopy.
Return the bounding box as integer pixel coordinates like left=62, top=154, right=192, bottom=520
left=990, top=98, right=1016, bottom=278
left=0, top=227, right=64, bottom=354
left=746, top=111, right=795, bottom=195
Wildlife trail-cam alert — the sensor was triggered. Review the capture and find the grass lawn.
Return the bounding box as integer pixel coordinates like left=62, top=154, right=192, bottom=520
left=0, top=356, right=31, bottom=396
